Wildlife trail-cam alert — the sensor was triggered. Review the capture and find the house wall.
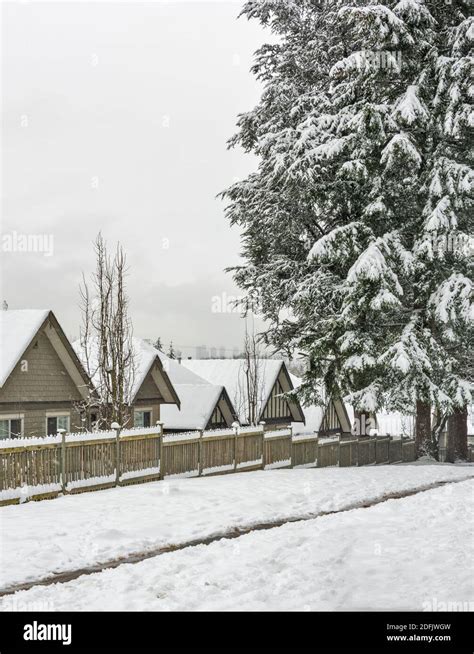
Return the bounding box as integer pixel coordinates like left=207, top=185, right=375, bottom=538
left=128, top=369, right=163, bottom=427
left=0, top=330, right=85, bottom=437
left=0, top=331, right=82, bottom=403
left=0, top=402, right=83, bottom=437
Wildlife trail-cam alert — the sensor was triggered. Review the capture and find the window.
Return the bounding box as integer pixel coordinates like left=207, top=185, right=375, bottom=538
left=0, top=417, right=23, bottom=439
left=46, top=414, right=70, bottom=436
left=134, top=410, right=151, bottom=428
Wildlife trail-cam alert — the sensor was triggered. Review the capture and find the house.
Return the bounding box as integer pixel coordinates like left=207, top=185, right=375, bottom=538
left=181, top=358, right=305, bottom=428
left=72, top=337, right=180, bottom=429
left=289, top=374, right=352, bottom=438
left=160, top=356, right=237, bottom=431
left=0, top=309, right=92, bottom=438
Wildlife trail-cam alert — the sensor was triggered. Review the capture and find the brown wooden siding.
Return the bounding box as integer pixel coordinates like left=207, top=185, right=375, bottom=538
left=134, top=369, right=163, bottom=401
left=262, top=379, right=292, bottom=422
left=320, top=401, right=342, bottom=433
left=0, top=331, right=82, bottom=404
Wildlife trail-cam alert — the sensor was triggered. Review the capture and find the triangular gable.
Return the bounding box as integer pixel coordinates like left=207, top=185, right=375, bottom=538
left=260, top=363, right=305, bottom=424
left=207, top=387, right=238, bottom=429
left=289, top=372, right=350, bottom=435
left=0, top=310, right=91, bottom=399
left=148, top=355, right=180, bottom=407
left=320, top=397, right=352, bottom=433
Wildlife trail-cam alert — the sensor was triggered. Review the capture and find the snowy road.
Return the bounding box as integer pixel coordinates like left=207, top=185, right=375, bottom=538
left=1, top=478, right=472, bottom=611
left=0, top=463, right=473, bottom=593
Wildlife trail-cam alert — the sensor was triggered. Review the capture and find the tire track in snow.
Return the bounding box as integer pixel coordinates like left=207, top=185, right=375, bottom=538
left=1, top=475, right=472, bottom=598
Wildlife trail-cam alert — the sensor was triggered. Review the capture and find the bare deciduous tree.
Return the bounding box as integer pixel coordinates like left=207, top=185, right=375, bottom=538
left=78, top=233, right=136, bottom=428
left=233, top=324, right=266, bottom=426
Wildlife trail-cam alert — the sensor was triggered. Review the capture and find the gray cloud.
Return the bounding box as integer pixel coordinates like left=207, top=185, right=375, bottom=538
left=1, top=1, right=267, bottom=349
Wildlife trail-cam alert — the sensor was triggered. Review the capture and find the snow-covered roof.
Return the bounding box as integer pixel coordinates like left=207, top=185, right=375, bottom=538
left=161, top=383, right=224, bottom=430
left=290, top=373, right=325, bottom=435
left=157, top=354, right=231, bottom=430
left=161, top=356, right=210, bottom=386
left=72, top=337, right=179, bottom=406
left=0, top=309, right=50, bottom=387
left=181, top=358, right=288, bottom=424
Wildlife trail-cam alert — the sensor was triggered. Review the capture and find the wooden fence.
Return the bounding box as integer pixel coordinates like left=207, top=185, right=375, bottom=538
left=0, top=425, right=417, bottom=506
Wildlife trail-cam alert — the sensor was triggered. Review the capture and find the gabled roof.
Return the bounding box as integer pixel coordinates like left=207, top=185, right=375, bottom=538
left=290, top=373, right=352, bottom=435
left=161, top=384, right=224, bottom=430
left=72, top=337, right=180, bottom=407
left=290, top=373, right=326, bottom=434
left=181, top=358, right=304, bottom=424
left=0, top=309, right=91, bottom=397
left=133, top=339, right=179, bottom=406
left=160, top=354, right=235, bottom=430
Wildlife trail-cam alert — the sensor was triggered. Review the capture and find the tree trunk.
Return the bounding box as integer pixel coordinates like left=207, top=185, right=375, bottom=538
left=447, top=406, right=468, bottom=462
left=415, top=400, right=431, bottom=458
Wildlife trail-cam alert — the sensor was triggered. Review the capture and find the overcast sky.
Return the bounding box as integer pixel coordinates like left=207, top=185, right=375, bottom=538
left=1, top=1, right=268, bottom=356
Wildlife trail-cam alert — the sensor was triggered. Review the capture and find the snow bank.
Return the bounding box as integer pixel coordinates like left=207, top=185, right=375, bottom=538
left=1, top=464, right=472, bottom=590
left=66, top=475, right=115, bottom=491
left=0, top=483, right=61, bottom=502
left=120, top=467, right=160, bottom=481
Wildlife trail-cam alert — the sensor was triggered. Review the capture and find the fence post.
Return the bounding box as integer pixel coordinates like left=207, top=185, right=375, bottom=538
left=156, top=421, right=164, bottom=479
left=198, top=429, right=204, bottom=476
left=314, top=434, right=319, bottom=467
left=111, top=422, right=121, bottom=486
left=288, top=424, right=293, bottom=468
left=58, top=428, right=67, bottom=493
left=232, top=421, right=239, bottom=471
left=259, top=421, right=266, bottom=469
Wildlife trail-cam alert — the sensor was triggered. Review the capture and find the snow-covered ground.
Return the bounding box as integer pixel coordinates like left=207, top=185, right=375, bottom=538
left=1, top=464, right=473, bottom=591
left=2, top=478, right=472, bottom=611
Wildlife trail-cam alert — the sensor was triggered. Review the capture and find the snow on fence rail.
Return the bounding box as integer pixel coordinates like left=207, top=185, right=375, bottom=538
left=0, top=424, right=416, bottom=505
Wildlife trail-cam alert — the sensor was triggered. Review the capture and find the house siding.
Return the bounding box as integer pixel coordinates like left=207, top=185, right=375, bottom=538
left=135, top=370, right=162, bottom=401
left=0, top=331, right=82, bottom=404
left=0, top=402, right=83, bottom=437
left=130, top=369, right=163, bottom=427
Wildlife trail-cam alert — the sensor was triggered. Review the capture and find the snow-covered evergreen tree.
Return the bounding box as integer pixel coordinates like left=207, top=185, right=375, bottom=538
left=222, top=0, right=473, bottom=457
left=168, top=341, right=176, bottom=360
